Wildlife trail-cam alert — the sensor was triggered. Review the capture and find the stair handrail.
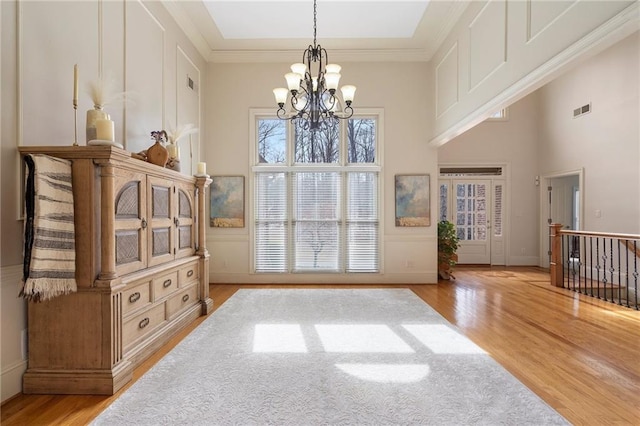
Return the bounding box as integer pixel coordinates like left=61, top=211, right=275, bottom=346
left=550, top=224, right=640, bottom=287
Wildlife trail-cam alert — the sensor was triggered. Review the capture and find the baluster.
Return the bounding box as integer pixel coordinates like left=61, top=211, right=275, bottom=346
left=596, top=238, right=601, bottom=299
left=589, top=236, right=594, bottom=296
left=617, top=239, right=621, bottom=305
left=627, top=241, right=638, bottom=310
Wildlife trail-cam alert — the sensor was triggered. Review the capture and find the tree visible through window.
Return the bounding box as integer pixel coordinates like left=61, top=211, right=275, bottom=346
left=254, top=115, right=380, bottom=273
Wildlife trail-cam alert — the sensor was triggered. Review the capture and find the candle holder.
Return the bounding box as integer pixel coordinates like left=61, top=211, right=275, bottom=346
left=73, top=100, right=78, bottom=146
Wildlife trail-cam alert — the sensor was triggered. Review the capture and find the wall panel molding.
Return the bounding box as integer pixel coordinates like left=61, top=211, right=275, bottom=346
left=435, top=41, right=459, bottom=118
left=468, top=0, right=507, bottom=91
left=430, top=1, right=639, bottom=147
left=125, top=0, right=166, bottom=153
left=527, top=0, right=578, bottom=43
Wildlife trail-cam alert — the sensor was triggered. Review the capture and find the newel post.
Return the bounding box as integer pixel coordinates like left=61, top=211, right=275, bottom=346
left=550, top=223, right=563, bottom=287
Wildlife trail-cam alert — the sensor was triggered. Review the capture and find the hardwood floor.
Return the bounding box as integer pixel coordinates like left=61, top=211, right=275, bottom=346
left=2, top=266, right=639, bottom=425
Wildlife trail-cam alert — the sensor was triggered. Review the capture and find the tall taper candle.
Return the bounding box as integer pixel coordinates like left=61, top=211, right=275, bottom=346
left=73, top=64, right=79, bottom=107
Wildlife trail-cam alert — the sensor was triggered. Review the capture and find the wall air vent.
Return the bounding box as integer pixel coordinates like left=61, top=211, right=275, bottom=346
left=440, top=167, right=503, bottom=176
left=573, top=102, right=591, bottom=118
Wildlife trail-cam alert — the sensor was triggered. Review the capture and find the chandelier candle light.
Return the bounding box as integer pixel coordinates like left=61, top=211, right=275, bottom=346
left=273, top=0, right=356, bottom=131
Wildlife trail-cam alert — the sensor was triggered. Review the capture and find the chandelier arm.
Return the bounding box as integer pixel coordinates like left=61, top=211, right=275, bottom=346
left=273, top=0, right=354, bottom=130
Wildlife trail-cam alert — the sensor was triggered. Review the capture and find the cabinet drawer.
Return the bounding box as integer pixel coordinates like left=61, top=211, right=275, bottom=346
left=178, top=262, right=199, bottom=286
left=152, top=271, right=178, bottom=301
left=122, top=303, right=166, bottom=352
left=166, top=282, right=200, bottom=320
left=122, top=280, right=151, bottom=316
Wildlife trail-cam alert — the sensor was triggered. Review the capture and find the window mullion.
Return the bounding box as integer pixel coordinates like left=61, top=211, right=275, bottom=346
left=255, top=114, right=380, bottom=274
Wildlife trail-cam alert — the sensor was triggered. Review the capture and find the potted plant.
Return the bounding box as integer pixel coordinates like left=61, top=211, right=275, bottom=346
left=438, top=220, right=460, bottom=280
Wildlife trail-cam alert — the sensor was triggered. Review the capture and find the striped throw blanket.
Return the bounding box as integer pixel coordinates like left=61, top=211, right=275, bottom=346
left=22, top=154, right=77, bottom=302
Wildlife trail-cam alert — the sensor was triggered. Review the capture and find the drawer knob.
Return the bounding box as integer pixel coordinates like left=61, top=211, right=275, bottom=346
left=182, top=294, right=190, bottom=303
left=163, top=279, right=172, bottom=288
left=139, top=317, right=150, bottom=329
left=141, top=218, right=147, bottom=229
left=187, top=270, right=194, bottom=278
left=129, top=292, right=141, bottom=303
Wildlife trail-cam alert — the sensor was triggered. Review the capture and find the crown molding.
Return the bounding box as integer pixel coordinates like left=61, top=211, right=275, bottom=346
left=161, top=0, right=212, bottom=61
left=208, top=48, right=431, bottom=64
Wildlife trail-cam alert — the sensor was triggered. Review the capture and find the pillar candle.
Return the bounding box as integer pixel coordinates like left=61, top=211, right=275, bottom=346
left=197, top=162, right=206, bottom=175
left=73, top=64, right=79, bottom=106
left=167, top=144, right=179, bottom=159
left=96, top=119, right=115, bottom=141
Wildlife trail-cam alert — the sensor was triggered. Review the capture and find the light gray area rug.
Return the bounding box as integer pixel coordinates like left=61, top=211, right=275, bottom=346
left=92, top=289, right=568, bottom=425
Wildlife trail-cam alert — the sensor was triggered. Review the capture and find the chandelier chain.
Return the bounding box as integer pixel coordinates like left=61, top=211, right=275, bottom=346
left=273, top=0, right=355, bottom=131
left=313, top=0, right=317, bottom=48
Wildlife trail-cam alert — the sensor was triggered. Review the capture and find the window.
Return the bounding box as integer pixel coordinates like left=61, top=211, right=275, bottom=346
left=486, top=108, right=509, bottom=121
left=253, top=113, right=381, bottom=273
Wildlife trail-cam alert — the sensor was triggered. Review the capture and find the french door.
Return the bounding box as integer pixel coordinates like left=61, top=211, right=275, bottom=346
left=453, top=180, right=491, bottom=264
left=440, top=178, right=505, bottom=265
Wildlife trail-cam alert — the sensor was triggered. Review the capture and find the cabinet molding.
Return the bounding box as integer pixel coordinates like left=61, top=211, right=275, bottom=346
left=18, top=145, right=212, bottom=395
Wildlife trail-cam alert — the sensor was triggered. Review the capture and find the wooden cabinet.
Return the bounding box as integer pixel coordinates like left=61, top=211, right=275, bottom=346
left=18, top=146, right=212, bottom=395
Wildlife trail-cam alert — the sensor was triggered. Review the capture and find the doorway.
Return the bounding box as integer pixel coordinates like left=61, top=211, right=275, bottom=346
left=540, top=169, right=583, bottom=268
left=439, top=167, right=506, bottom=265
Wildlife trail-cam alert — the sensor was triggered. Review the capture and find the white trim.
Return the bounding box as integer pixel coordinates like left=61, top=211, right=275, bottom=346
left=507, top=255, right=540, bottom=266
left=1, top=360, right=27, bottom=403
left=438, top=162, right=510, bottom=266
left=161, top=0, right=212, bottom=61
left=248, top=109, right=384, bottom=276
left=429, top=2, right=640, bottom=147
left=1, top=265, right=27, bottom=403
left=209, top=48, right=430, bottom=64
left=485, top=107, right=510, bottom=122
left=210, top=272, right=437, bottom=285
left=539, top=168, right=585, bottom=268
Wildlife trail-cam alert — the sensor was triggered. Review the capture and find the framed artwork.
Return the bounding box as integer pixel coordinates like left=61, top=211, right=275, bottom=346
left=210, top=176, right=245, bottom=227
left=395, top=174, right=430, bottom=227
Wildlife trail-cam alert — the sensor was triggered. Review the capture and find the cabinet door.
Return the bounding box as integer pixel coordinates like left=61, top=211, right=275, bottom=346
left=147, top=176, right=176, bottom=267
left=175, top=181, right=196, bottom=259
left=114, top=169, right=148, bottom=276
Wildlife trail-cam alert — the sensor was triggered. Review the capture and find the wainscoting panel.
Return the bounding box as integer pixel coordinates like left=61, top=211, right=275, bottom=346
left=19, top=1, right=99, bottom=146
left=125, top=0, right=165, bottom=154
left=429, top=0, right=636, bottom=146
left=527, top=0, right=576, bottom=42
left=175, top=45, right=201, bottom=176
left=435, top=42, right=459, bottom=118
left=468, top=0, right=507, bottom=91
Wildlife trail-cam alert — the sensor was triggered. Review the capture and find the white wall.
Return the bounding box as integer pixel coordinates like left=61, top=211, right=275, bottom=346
left=538, top=32, right=640, bottom=235
left=429, top=0, right=637, bottom=146
left=438, top=92, right=541, bottom=265
left=0, top=0, right=206, bottom=402
left=205, top=62, right=439, bottom=284
left=440, top=32, right=639, bottom=267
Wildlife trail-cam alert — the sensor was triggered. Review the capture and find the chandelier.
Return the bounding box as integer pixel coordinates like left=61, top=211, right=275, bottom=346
left=273, top=0, right=356, bottom=131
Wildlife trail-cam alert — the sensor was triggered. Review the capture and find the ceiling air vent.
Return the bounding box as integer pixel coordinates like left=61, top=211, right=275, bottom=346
left=573, top=103, right=591, bottom=118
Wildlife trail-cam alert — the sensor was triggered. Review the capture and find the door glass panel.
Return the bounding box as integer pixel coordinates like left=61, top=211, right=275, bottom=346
left=455, top=183, right=487, bottom=241
left=494, top=184, right=503, bottom=237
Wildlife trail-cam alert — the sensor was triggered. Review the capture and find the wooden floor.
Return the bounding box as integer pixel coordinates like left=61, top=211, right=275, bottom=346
left=2, top=266, right=640, bottom=425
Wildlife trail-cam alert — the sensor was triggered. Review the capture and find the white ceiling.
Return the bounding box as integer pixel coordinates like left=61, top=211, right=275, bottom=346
left=162, top=0, right=471, bottom=62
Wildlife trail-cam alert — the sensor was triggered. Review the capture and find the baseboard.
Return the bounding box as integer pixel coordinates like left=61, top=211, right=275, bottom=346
left=210, top=272, right=438, bottom=284
left=1, top=360, right=27, bottom=403
left=507, top=256, right=540, bottom=266
left=1, top=264, right=27, bottom=404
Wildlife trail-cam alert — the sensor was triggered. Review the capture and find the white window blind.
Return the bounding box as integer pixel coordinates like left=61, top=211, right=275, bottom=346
left=346, top=172, right=379, bottom=272
left=255, top=172, right=288, bottom=272
left=254, top=115, right=380, bottom=274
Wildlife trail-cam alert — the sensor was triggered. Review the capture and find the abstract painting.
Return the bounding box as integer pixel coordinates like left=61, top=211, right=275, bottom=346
left=210, top=176, right=244, bottom=227
left=395, top=174, right=430, bottom=227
